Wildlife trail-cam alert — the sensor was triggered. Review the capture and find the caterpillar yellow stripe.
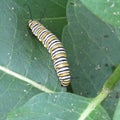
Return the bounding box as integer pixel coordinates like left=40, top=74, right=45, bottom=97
left=29, top=20, right=71, bottom=86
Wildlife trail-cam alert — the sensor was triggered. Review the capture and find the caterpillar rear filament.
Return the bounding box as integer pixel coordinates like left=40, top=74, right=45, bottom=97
left=29, top=20, right=71, bottom=86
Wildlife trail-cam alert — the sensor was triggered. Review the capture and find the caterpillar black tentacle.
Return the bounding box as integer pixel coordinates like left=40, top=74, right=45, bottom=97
left=29, top=20, right=71, bottom=86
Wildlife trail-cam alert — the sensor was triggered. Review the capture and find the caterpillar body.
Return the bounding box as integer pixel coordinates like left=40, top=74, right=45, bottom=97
left=29, top=20, right=71, bottom=86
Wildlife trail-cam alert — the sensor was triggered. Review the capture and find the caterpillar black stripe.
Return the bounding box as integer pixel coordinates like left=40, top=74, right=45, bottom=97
left=29, top=20, right=71, bottom=86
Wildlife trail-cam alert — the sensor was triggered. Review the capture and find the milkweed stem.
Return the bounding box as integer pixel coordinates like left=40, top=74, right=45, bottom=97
left=79, top=64, right=120, bottom=120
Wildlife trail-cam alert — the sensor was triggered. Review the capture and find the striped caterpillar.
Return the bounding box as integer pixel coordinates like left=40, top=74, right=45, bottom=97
left=29, top=20, right=71, bottom=86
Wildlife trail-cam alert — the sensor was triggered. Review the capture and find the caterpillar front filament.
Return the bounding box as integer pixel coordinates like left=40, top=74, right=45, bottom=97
left=29, top=20, right=71, bottom=86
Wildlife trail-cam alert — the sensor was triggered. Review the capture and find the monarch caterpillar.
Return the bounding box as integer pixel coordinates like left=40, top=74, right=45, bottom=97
left=29, top=20, right=71, bottom=86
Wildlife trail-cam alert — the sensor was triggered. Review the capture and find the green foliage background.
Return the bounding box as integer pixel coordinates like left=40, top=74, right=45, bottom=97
left=0, top=0, right=120, bottom=120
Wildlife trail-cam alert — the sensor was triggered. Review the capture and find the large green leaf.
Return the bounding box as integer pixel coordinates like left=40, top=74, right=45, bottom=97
left=62, top=0, right=120, bottom=118
left=80, top=0, right=120, bottom=26
left=0, top=0, right=67, bottom=119
left=7, top=93, right=110, bottom=120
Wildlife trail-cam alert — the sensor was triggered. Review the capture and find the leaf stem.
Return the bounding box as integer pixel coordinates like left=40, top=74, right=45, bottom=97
left=79, top=64, right=120, bottom=120
left=0, top=66, right=53, bottom=93
left=103, top=64, right=120, bottom=90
